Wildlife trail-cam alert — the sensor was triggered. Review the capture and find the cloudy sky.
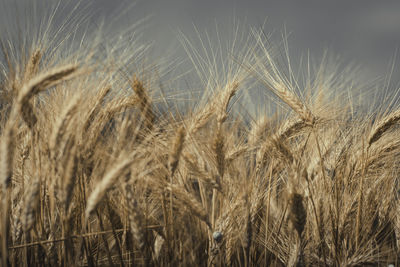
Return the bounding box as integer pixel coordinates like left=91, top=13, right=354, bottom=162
left=2, top=0, right=400, bottom=86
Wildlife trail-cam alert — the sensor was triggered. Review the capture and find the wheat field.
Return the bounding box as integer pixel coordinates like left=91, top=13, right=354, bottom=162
left=1, top=3, right=400, bottom=267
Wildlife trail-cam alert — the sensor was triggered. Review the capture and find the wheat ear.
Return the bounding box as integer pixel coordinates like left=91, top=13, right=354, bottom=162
left=217, top=81, right=239, bottom=124
left=248, top=116, right=269, bottom=146
left=85, top=154, right=136, bottom=219
left=273, top=82, right=315, bottom=125
left=131, top=77, right=154, bottom=130
left=169, top=126, right=186, bottom=177
left=49, top=94, right=80, bottom=154
left=22, top=178, right=40, bottom=232
left=123, top=181, right=147, bottom=256
left=188, top=82, right=239, bottom=134
left=62, top=146, right=78, bottom=213
left=165, top=183, right=211, bottom=228
left=83, top=86, right=111, bottom=131
left=17, top=65, right=77, bottom=128
left=288, top=192, right=307, bottom=239
left=24, top=49, right=42, bottom=80
left=287, top=191, right=307, bottom=266
left=368, top=109, right=400, bottom=146
left=0, top=124, right=14, bottom=189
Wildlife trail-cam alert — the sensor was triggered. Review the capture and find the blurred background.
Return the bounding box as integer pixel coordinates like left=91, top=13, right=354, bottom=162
left=1, top=0, right=400, bottom=90
left=95, top=0, right=400, bottom=87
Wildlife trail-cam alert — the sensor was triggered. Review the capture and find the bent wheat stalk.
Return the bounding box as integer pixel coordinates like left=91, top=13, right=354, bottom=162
left=17, top=64, right=78, bottom=128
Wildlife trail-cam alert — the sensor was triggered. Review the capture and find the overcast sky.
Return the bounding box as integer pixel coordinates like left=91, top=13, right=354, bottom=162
left=2, top=0, right=400, bottom=86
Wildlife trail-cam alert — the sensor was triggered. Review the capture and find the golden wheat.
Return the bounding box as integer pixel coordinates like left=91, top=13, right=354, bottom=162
left=1, top=8, right=400, bottom=267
